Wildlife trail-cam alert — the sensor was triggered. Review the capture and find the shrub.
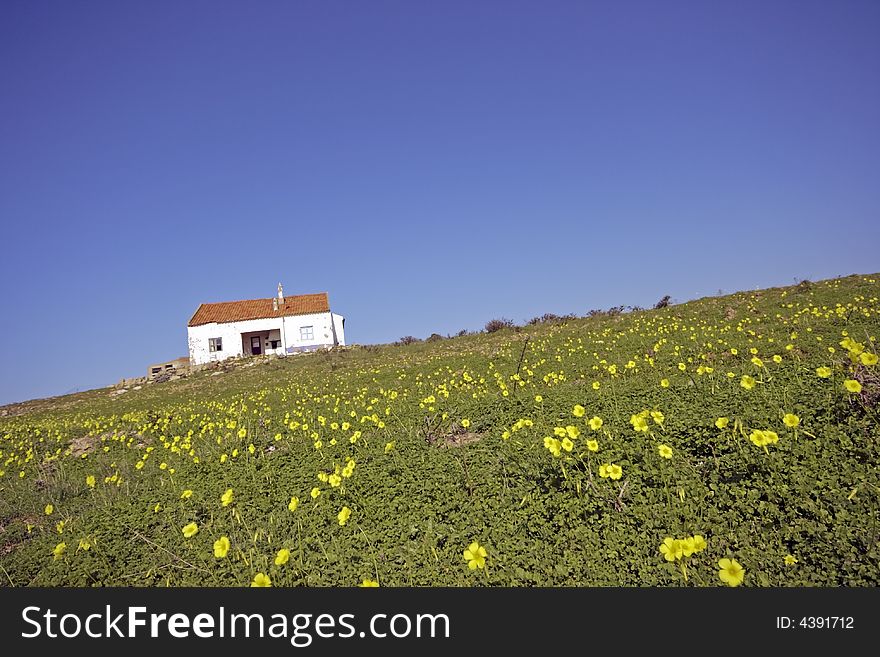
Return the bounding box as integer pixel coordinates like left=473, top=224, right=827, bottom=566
left=395, top=336, right=420, bottom=346
left=484, top=318, right=515, bottom=333
left=654, top=295, right=671, bottom=309
left=527, top=313, right=559, bottom=325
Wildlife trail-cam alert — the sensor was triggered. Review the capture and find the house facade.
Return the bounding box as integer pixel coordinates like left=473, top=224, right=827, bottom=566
left=187, top=284, right=345, bottom=366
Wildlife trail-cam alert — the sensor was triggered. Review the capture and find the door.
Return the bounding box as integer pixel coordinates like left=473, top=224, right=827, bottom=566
left=251, top=336, right=262, bottom=355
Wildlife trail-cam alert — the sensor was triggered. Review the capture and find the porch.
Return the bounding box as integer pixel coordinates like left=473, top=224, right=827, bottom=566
left=240, top=329, right=284, bottom=357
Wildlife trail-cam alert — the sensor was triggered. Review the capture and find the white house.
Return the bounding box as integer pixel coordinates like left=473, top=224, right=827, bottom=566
left=187, top=284, right=345, bottom=366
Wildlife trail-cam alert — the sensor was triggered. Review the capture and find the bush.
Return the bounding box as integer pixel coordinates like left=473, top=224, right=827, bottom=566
left=426, top=333, right=444, bottom=342
left=654, top=295, right=671, bottom=309
left=484, top=318, right=515, bottom=333
left=395, top=336, right=420, bottom=346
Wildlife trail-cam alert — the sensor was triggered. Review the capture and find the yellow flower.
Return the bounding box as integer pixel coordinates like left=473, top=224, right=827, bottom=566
left=784, top=554, right=798, bottom=566
left=544, top=437, right=562, bottom=457
left=658, top=444, right=673, bottom=459
left=86, top=475, right=95, bottom=488
left=588, top=416, right=603, bottom=431
left=715, top=417, right=729, bottom=429
left=213, top=536, right=230, bottom=558
left=608, top=464, right=623, bottom=480
left=328, top=473, right=342, bottom=487
left=384, top=441, right=394, bottom=453
left=678, top=363, right=687, bottom=371
left=660, top=378, right=670, bottom=388
left=691, top=535, right=707, bottom=552
left=44, top=504, right=54, bottom=515
left=741, top=375, right=756, bottom=390
left=310, top=487, right=321, bottom=499
left=251, top=572, right=272, bottom=587
left=783, top=414, right=800, bottom=428
left=181, top=489, right=193, bottom=499
left=78, top=538, right=91, bottom=551
left=534, top=395, right=543, bottom=403
left=237, top=428, right=247, bottom=439
left=772, top=355, right=783, bottom=363
left=860, top=352, right=878, bottom=366
left=275, top=548, right=291, bottom=566
left=461, top=419, right=471, bottom=428
left=288, top=496, right=299, bottom=512
left=572, top=405, right=586, bottom=418
left=718, top=558, right=745, bottom=587
left=599, top=464, right=610, bottom=478
left=750, top=356, right=764, bottom=367
left=681, top=536, right=697, bottom=557
left=631, top=415, right=649, bottom=433
left=659, top=537, right=682, bottom=562
left=844, top=379, right=862, bottom=393
left=561, top=437, right=574, bottom=452
left=592, top=381, right=600, bottom=390
left=359, top=579, right=380, bottom=587
left=586, top=439, right=599, bottom=452
left=338, top=506, right=352, bottom=526
left=816, top=366, right=832, bottom=378
left=650, top=410, right=664, bottom=425
left=182, top=522, right=199, bottom=538
left=220, top=488, right=234, bottom=507
left=463, top=541, right=488, bottom=570
left=52, top=542, right=67, bottom=560
left=565, top=425, right=580, bottom=439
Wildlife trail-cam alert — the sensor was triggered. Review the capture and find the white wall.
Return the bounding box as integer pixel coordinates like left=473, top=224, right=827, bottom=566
left=188, top=311, right=346, bottom=365
left=188, top=316, right=283, bottom=365
left=281, top=311, right=343, bottom=353
left=331, top=313, right=346, bottom=346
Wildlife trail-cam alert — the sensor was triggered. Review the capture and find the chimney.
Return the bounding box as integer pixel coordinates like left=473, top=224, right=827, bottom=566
left=272, top=297, right=278, bottom=312
left=277, top=282, right=284, bottom=304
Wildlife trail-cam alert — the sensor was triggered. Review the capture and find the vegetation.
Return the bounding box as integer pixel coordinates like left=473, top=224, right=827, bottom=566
left=1, top=274, right=878, bottom=587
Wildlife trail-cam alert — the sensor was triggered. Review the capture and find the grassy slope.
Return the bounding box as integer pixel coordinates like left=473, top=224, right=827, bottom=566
left=1, top=273, right=878, bottom=586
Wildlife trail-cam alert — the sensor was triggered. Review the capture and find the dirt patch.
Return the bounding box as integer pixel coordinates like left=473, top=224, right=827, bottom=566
left=69, top=434, right=100, bottom=457
left=427, top=431, right=484, bottom=448
left=0, top=515, right=38, bottom=556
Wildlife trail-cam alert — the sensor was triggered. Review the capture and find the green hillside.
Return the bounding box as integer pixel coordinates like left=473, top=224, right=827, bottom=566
left=1, top=274, right=878, bottom=586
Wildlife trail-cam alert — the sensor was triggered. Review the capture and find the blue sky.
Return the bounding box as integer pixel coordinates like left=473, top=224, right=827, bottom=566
left=1, top=0, right=878, bottom=405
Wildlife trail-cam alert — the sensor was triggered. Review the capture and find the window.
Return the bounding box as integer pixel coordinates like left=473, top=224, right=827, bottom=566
left=165, top=364, right=174, bottom=370
left=300, top=326, right=314, bottom=341
left=209, top=337, right=223, bottom=352
left=269, top=339, right=281, bottom=349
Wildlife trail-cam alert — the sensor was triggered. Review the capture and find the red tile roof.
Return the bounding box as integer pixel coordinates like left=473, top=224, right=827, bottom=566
left=188, top=293, right=330, bottom=327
